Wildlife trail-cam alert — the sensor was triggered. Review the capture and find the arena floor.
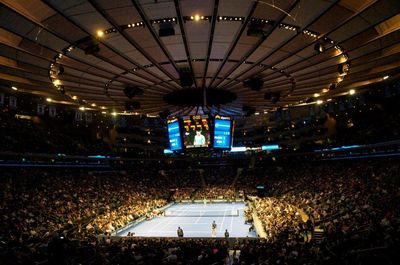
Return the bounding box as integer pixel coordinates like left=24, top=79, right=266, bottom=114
left=117, top=202, right=257, bottom=238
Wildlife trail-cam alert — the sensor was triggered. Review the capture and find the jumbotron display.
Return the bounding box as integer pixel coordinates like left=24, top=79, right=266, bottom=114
left=167, top=114, right=233, bottom=151
left=167, top=118, right=183, bottom=151
left=183, top=115, right=211, bottom=148
left=213, top=115, right=233, bottom=149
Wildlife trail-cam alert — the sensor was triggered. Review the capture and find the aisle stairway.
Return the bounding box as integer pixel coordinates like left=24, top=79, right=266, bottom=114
left=313, top=227, right=325, bottom=243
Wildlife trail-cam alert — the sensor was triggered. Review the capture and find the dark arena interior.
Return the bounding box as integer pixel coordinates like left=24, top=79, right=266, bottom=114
left=1, top=0, right=400, bottom=264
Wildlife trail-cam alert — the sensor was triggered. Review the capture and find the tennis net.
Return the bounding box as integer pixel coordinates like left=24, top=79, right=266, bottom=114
left=164, top=209, right=239, bottom=217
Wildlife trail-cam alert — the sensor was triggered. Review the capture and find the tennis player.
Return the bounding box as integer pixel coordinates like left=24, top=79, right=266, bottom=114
left=211, top=220, right=217, bottom=237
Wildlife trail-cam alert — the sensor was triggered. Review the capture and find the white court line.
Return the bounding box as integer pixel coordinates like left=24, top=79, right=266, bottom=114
left=157, top=204, right=188, bottom=235
left=149, top=230, right=220, bottom=233
left=219, top=211, right=226, bottom=233
left=148, top=203, right=183, bottom=233
left=159, top=222, right=221, bottom=225
left=229, top=210, right=234, bottom=233
left=194, top=215, right=201, bottom=224
left=126, top=203, right=252, bottom=237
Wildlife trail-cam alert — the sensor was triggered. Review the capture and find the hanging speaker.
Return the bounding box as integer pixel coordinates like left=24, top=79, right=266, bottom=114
left=242, top=105, right=256, bottom=117
left=125, top=101, right=140, bottom=110
left=271, top=92, right=280, bottom=104
left=124, top=86, right=144, bottom=99
left=159, top=110, right=170, bottom=119
left=159, top=22, right=175, bottom=37
left=179, top=68, right=193, bottom=87
left=244, top=77, right=264, bottom=91
left=247, top=21, right=265, bottom=37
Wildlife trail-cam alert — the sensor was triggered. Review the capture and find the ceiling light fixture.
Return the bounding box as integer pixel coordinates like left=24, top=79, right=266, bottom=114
left=96, top=30, right=104, bottom=37
left=46, top=98, right=52, bottom=102
left=383, top=75, right=389, bottom=80
left=53, top=79, right=61, bottom=86
left=349, top=89, right=355, bottom=95
left=313, top=93, right=320, bottom=98
left=11, top=86, right=18, bottom=91
left=314, top=42, right=324, bottom=53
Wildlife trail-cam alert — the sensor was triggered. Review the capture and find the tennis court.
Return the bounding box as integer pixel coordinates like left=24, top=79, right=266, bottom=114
left=117, top=202, right=257, bottom=238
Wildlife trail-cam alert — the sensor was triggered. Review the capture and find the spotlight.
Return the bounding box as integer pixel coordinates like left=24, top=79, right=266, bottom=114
left=314, top=42, right=324, bottom=53
left=313, top=93, right=320, bottom=98
left=111, top=112, right=117, bottom=116
left=53, top=79, right=61, bottom=86
left=305, top=97, right=313, bottom=103
left=91, top=103, right=96, bottom=107
left=316, top=100, right=323, bottom=105
left=194, top=15, right=200, bottom=21
left=96, top=30, right=104, bottom=37
left=338, top=63, right=350, bottom=75
left=72, top=96, right=77, bottom=100
left=57, top=86, right=65, bottom=94
left=349, top=89, right=355, bottom=95
left=79, top=106, right=85, bottom=111
left=11, top=86, right=18, bottom=91
left=383, top=75, right=389, bottom=80
left=329, top=83, right=337, bottom=91
left=51, top=65, right=64, bottom=76
left=46, top=98, right=52, bottom=102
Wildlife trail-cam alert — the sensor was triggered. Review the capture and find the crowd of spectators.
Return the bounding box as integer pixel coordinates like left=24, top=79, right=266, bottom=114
left=252, top=197, right=305, bottom=241
left=194, top=186, right=236, bottom=200
left=0, top=170, right=169, bottom=244
left=1, top=158, right=399, bottom=264
left=236, top=159, right=400, bottom=264
left=172, top=188, right=196, bottom=201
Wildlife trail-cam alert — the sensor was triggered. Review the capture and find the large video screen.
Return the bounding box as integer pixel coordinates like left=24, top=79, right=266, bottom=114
left=213, top=115, right=233, bottom=149
left=167, top=118, right=182, bottom=151
left=183, top=115, right=210, bottom=148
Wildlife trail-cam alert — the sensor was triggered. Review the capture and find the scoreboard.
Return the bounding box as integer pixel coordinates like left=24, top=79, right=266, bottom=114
left=213, top=115, right=233, bottom=149
left=166, top=114, right=233, bottom=152
left=167, top=118, right=182, bottom=151
left=183, top=115, right=210, bottom=148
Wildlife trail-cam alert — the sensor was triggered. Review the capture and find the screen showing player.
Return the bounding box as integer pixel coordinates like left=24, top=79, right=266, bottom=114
left=167, top=118, right=182, bottom=151
left=183, top=115, right=210, bottom=148
left=213, top=115, right=232, bottom=149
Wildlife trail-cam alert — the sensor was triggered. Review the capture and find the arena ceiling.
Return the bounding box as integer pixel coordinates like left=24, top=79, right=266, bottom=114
left=0, top=0, right=400, bottom=117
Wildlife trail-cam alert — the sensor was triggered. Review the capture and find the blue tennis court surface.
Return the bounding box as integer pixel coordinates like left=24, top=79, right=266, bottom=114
left=117, top=202, right=257, bottom=238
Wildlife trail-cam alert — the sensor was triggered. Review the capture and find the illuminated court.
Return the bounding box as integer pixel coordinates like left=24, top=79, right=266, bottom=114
left=117, top=202, right=257, bottom=238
